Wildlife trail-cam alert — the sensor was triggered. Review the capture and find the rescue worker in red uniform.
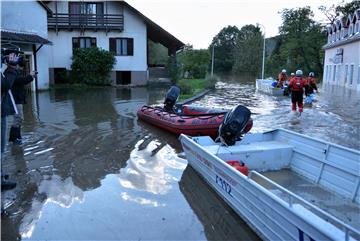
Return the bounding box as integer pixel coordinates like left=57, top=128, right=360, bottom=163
left=289, top=72, right=295, bottom=82
left=305, top=72, right=318, bottom=96
left=277, top=69, right=287, bottom=87
left=288, top=69, right=308, bottom=114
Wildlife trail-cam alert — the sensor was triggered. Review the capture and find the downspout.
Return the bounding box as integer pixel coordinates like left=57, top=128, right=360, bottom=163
left=32, top=43, right=43, bottom=119
left=32, top=44, right=44, bottom=92
left=55, top=1, right=58, bottom=35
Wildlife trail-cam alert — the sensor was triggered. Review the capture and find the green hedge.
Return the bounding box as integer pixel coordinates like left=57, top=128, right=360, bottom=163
left=71, top=47, right=116, bottom=85
left=177, top=78, right=211, bottom=100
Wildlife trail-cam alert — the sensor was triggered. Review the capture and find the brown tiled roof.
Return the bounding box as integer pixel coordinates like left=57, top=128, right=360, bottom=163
left=1, top=31, right=52, bottom=45
left=120, top=1, right=184, bottom=51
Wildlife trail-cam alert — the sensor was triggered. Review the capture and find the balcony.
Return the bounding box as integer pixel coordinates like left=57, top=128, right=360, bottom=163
left=48, top=13, right=124, bottom=32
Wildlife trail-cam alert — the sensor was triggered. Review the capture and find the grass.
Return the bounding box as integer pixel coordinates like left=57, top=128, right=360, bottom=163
left=177, top=78, right=209, bottom=100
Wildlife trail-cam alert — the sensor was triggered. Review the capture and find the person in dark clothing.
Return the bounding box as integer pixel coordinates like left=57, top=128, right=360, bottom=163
left=288, top=69, right=308, bottom=115
left=305, top=72, right=318, bottom=96
left=1, top=50, right=21, bottom=192
left=9, top=62, right=36, bottom=145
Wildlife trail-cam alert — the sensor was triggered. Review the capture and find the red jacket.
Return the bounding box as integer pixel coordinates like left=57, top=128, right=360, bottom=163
left=278, top=73, right=287, bottom=83
left=289, top=77, right=307, bottom=92
left=307, top=77, right=318, bottom=91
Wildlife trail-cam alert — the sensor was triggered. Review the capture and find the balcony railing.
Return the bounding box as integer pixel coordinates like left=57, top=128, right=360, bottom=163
left=48, top=13, right=124, bottom=32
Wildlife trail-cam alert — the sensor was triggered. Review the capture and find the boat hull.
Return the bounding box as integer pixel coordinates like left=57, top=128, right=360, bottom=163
left=256, top=79, right=284, bottom=96
left=179, top=129, right=360, bottom=241
left=137, top=105, right=225, bottom=138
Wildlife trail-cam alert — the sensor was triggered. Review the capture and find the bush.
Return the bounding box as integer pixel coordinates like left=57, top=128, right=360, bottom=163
left=177, top=81, right=192, bottom=95
left=71, top=47, right=116, bottom=85
left=167, top=55, right=180, bottom=84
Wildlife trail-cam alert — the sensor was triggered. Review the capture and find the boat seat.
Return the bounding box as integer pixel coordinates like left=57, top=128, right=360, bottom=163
left=207, top=141, right=294, bottom=171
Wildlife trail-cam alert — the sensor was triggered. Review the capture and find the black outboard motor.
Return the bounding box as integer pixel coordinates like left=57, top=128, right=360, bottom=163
left=218, top=105, right=252, bottom=146
left=163, top=86, right=180, bottom=112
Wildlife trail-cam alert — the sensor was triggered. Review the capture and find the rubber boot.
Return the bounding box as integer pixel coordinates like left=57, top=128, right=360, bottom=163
left=8, top=126, right=17, bottom=142
left=15, top=127, right=22, bottom=145
left=1, top=175, right=17, bottom=191
left=9, top=127, right=22, bottom=145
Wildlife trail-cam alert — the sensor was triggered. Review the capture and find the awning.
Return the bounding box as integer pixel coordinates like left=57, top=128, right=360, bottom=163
left=1, top=30, right=52, bottom=45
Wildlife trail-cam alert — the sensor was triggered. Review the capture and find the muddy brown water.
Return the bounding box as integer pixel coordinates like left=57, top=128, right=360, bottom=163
left=1, top=81, right=359, bottom=240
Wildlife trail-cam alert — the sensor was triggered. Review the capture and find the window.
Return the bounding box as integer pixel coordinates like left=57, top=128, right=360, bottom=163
left=356, top=22, right=359, bottom=33
left=358, top=65, right=360, bottom=84
left=69, top=2, right=103, bottom=15
left=69, top=2, right=104, bottom=26
left=109, top=38, right=134, bottom=56
left=72, top=37, right=96, bottom=50
left=349, top=65, right=354, bottom=85
left=333, top=65, right=336, bottom=82
left=344, top=65, right=348, bottom=84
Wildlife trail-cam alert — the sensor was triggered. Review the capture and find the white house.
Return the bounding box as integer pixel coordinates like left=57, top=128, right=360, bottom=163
left=45, top=0, right=184, bottom=86
left=1, top=0, right=52, bottom=90
left=323, top=9, right=360, bottom=91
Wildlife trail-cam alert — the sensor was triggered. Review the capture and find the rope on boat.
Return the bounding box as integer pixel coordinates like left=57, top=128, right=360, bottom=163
left=140, top=105, right=226, bottom=120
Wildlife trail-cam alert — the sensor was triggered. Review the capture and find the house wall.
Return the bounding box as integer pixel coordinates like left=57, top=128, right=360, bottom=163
left=1, top=1, right=50, bottom=90
left=47, top=1, right=148, bottom=85
left=323, top=10, right=360, bottom=91
left=323, top=41, right=360, bottom=91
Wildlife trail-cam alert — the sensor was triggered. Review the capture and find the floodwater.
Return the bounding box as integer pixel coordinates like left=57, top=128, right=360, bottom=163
left=1, top=81, right=359, bottom=241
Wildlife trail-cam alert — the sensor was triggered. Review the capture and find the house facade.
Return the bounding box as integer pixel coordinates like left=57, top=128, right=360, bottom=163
left=1, top=0, right=52, bottom=90
left=45, top=1, right=184, bottom=86
left=323, top=9, right=360, bottom=91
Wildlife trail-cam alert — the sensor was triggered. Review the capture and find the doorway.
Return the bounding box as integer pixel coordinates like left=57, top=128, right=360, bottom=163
left=116, top=71, right=131, bottom=85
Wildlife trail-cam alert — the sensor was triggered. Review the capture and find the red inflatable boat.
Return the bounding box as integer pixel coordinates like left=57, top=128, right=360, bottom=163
left=137, top=105, right=252, bottom=138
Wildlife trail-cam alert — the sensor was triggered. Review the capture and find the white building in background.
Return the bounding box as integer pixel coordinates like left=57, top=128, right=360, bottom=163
left=1, top=0, right=52, bottom=90
left=323, top=9, right=360, bottom=91
left=45, top=1, right=184, bottom=86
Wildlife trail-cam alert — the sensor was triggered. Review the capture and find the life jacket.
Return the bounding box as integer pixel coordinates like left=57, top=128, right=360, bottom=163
left=307, top=77, right=316, bottom=85
left=290, top=77, right=305, bottom=91
left=279, top=73, right=287, bottom=82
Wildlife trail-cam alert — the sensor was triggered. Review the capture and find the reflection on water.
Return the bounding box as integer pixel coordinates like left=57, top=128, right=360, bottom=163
left=180, top=166, right=260, bottom=241
left=1, top=81, right=358, bottom=240
left=118, top=137, right=186, bottom=195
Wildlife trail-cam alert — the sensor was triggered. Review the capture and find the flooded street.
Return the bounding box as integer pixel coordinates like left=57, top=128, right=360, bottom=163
left=1, top=81, right=359, bottom=240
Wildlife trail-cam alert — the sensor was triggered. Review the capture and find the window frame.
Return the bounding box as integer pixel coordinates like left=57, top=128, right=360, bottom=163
left=109, top=38, right=134, bottom=56
left=72, top=37, right=97, bottom=51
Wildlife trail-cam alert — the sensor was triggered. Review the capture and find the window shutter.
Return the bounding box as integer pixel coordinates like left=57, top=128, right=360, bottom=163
left=109, top=38, right=116, bottom=53
left=91, top=38, right=97, bottom=47
left=72, top=37, right=80, bottom=49
left=128, top=38, right=133, bottom=56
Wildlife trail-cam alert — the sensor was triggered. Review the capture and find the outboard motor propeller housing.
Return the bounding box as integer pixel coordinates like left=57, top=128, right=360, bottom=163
left=163, top=86, right=180, bottom=112
left=218, top=105, right=252, bottom=146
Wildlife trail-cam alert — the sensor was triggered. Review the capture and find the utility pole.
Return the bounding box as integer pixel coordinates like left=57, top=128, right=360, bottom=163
left=257, top=23, right=266, bottom=79
left=211, top=43, right=215, bottom=78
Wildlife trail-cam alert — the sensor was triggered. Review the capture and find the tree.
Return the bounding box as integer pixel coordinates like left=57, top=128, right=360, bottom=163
left=336, top=0, right=360, bottom=16
left=209, top=26, right=241, bottom=74
left=148, top=40, right=168, bottom=66
left=266, top=7, right=326, bottom=78
left=233, top=24, right=263, bottom=76
left=178, top=45, right=210, bottom=79
left=71, top=47, right=116, bottom=85
left=319, top=0, right=360, bottom=24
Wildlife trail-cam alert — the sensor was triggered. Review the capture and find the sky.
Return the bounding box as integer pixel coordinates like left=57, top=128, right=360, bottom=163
left=127, top=0, right=342, bottom=49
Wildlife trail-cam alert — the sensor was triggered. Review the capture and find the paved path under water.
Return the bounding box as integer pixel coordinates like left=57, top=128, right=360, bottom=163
left=1, top=82, right=359, bottom=240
